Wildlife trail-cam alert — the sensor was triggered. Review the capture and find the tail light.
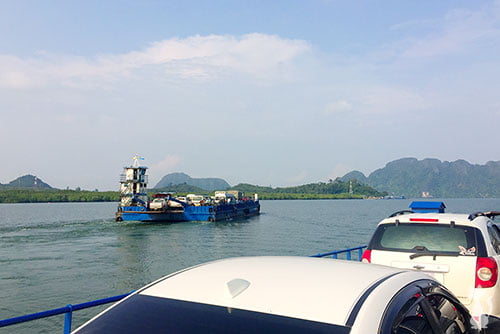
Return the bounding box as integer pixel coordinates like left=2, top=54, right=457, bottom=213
left=409, top=218, right=439, bottom=222
left=361, top=249, right=371, bottom=263
left=475, top=257, right=498, bottom=288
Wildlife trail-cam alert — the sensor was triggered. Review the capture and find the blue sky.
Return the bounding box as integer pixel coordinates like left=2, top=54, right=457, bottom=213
left=1, top=1, right=499, bottom=190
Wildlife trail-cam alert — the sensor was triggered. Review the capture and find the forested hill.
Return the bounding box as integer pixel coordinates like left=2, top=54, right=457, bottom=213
left=231, top=179, right=385, bottom=199
left=0, top=175, right=53, bottom=189
left=153, top=173, right=385, bottom=199
left=341, top=158, right=500, bottom=198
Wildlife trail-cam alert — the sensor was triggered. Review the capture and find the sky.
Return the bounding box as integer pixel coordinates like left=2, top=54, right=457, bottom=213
left=1, top=0, right=500, bottom=191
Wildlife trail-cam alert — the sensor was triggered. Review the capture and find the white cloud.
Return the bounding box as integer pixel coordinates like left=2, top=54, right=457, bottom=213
left=148, top=155, right=182, bottom=185
left=0, top=34, right=310, bottom=90
left=323, top=100, right=353, bottom=115
left=389, top=18, right=439, bottom=32
left=399, top=2, right=500, bottom=59
left=359, top=86, right=427, bottom=115
left=321, top=87, right=426, bottom=121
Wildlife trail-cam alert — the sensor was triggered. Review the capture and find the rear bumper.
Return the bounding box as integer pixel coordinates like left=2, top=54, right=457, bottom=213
left=469, top=288, right=500, bottom=316
left=466, top=286, right=500, bottom=329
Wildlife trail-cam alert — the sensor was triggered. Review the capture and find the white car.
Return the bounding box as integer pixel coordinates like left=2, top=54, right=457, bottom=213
left=362, top=201, right=500, bottom=330
left=73, top=256, right=479, bottom=333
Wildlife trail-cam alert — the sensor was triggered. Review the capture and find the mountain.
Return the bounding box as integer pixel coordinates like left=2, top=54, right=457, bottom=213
left=153, top=183, right=209, bottom=194
left=154, top=172, right=231, bottom=191
left=341, top=170, right=368, bottom=184
left=154, top=172, right=384, bottom=197
left=1, top=175, right=53, bottom=189
left=341, top=158, right=500, bottom=198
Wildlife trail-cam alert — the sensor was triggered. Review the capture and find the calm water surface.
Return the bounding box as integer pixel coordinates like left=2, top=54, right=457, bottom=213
left=1, top=198, right=499, bottom=332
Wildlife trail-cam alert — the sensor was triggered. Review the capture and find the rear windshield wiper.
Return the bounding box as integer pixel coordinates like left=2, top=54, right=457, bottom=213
left=409, top=252, right=459, bottom=260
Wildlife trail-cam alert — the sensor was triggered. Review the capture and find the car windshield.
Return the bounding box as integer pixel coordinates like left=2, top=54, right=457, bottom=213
left=373, top=223, right=477, bottom=254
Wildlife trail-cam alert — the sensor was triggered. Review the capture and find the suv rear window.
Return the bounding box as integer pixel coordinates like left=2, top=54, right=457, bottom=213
left=370, top=223, right=481, bottom=254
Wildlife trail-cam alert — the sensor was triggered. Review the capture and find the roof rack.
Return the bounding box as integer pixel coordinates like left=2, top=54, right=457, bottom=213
left=468, top=211, right=500, bottom=220
left=388, top=210, right=414, bottom=218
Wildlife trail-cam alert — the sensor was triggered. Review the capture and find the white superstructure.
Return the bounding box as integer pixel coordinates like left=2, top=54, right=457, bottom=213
left=119, top=156, right=149, bottom=207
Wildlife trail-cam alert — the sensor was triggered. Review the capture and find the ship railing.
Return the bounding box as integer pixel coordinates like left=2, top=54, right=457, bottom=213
left=0, top=292, right=133, bottom=334
left=310, top=245, right=367, bottom=261
left=0, top=246, right=367, bottom=332
left=119, top=174, right=148, bottom=183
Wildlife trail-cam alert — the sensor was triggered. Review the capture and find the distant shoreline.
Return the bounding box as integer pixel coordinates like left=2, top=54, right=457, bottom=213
left=0, top=189, right=368, bottom=203
left=2, top=189, right=498, bottom=204
left=0, top=189, right=118, bottom=204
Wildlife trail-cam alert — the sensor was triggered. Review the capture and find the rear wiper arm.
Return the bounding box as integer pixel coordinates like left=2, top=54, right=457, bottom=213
left=409, top=252, right=459, bottom=260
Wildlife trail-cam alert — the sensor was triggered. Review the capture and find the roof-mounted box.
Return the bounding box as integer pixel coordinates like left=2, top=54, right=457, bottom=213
left=409, top=201, right=446, bottom=213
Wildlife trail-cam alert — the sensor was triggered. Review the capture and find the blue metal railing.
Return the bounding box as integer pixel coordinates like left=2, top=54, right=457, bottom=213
left=0, top=291, right=133, bottom=333
left=0, top=245, right=367, bottom=332
left=310, top=245, right=367, bottom=261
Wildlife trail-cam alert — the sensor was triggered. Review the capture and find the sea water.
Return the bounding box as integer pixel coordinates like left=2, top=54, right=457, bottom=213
left=1, top=198, right=499, bottom=333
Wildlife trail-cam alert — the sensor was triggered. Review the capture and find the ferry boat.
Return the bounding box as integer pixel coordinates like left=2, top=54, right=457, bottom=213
left=114, top=157, right=260, bottom=222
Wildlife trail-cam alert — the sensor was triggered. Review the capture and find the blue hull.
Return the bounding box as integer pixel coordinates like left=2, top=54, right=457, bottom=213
left=116, top=201, right=260, bottom=222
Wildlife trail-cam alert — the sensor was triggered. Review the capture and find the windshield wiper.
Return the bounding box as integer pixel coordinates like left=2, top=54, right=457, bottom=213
left=409, top=252, right=459, bottom=260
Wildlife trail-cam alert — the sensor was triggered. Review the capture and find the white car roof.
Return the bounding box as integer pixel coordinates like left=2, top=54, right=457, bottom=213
left=135, top=256, right=427, bottom=326
left=379, top=212, right=490, bottom=227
